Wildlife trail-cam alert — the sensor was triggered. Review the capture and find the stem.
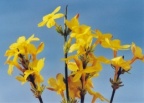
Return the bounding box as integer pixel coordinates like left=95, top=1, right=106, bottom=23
left=29, top=75, right=43, bottom=103
left=80, top=59, right=87, bottom=103
left=38, top=96, right=43, bottom=103
left=18, top=54, right=43, bottom=103
left=80, top=92, right=85, bottom=103
left=110, top=68, right=121, bottom=103
left=80, top=75, right=85, bottom=103
left=110, top=89, right=116, bottom=103
left=29, top=75, right=37, bottom=88
left=64, top=36, right=70, bottom=101
left=64, top=5, right=70, bottom=102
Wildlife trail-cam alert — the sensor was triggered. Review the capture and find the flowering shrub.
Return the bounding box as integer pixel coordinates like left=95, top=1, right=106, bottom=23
left=5, top=6, right=144, bottom=103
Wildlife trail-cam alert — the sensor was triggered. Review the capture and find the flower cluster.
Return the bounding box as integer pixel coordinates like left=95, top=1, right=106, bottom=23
left=38, top=6, right=143, bottom=103
left=5, top=35, right=45, bottom=101
left=4, top=6, right=144, bottom=103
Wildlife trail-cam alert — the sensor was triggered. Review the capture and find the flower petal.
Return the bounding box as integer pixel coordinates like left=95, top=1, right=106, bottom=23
left=38, top=21, right=47, bottom=27
left=36, top=42, right=45, bottom=54
left=7, top=65, right=14, bottom=75
left=68, top=62, right=79, bottom=71
left=52, top=6, right=61, bottom=14
left=16, top=76, right=26, bottom=84
left=48, top=78, right=57, bottom=88
left=53, top=13, right=64, bottom=19
left=72, top=72, right=82, bottom=82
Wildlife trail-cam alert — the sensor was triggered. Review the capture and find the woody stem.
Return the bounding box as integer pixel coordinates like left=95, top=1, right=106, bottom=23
left=110, top=68, right=121, bottom=103
left=80, top=74, right=86, bottom=103
left=80, top=59, right=87, bottom=103
left=29, top=75, right=43, bottom=103
left=64, top=35, right=69, bottom=102
left=19, top=54, right=43, bottom=103
left=64, top=5, right=70, bottom=102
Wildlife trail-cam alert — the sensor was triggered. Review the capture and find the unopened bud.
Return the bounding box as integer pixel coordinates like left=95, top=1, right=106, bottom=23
left=55, top=25, right=64, bottom=35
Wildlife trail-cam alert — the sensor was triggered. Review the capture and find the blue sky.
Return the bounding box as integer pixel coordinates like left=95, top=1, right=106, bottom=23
left=0, top=0, right=144, bottom=103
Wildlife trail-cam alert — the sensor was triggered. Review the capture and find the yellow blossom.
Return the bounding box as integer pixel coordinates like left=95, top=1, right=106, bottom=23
left=101, top=38, right=130, bottom=51
left=93, top=29, right=113, bottom=45
left=111, top=56, right=131, bottom=71
left=68, top=76, right=81, bottom=99
left=38, top=6, right=64, bottom=28
left=9, top=34, right=39, bottom=50
left=6, top=60, right=23, bottom=75
left=27, top=42, right=45, bottom=60
left=66, top=14, right=95, bottom=55
left=47, top=73, right=65, bottom=98
left=16, top=58, right=45, bottom=84
left=26, top=58, right=45, bottom=82
left=65, top=14, right=79, bottom=31
left=69, top=34, right=93, bottom=54
left=131, top=42, right=144, bottom=59
left=67, top=55, right=103, bottom=82
left=16, top=76, right=27, bottom=84
left=70, top=25, right=91, bottom=38
left=5, top=34, right=40, bottom=61
left=5, top=35, right=44, bottom=76
left=65, top=14, right=91, bottom=38
left=101, top=38, right=130, bottom=57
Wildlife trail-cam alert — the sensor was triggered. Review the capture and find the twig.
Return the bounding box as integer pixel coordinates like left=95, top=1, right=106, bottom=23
left=110, top=68, right=122, bottom=103
left=64, top=5, right=70, bottom=102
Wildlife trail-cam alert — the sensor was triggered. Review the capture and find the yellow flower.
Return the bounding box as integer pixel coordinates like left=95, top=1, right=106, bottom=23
left=67, top=56, right=84, bottom=82
left=101, top=38, right=130, bottom=51
left=65, top=14, right=79, bottom=31
left=66, top=14, right=94, bottom=55
left=70, top=25, right=91, bottom=38
left=47, top=73, right=65, bottom=98
left=38, top=6, right=64, bottom=28
left=5, top=35, right=44, bottom=75
left=16, top=58, right=45, bottom=84
left=68, top=28, right=93, bottom=54
left=25, top=34, right=40, bottom=43
left=111, top=56, right=131, bottom=71
left=65, top=14, right=91, bottom=38
left=5, top=34, right=40, bottom=61
left=131, top=42, right=144, bottom=59
left=69, top=34, right=93, bottom=54
left=68, top=75, right=81, bottom=99
left=26, top=58, right=45, bottom=82
left=5, top=48, right=22, bottom=74
left=27, top=42, right=44, bottom=61
left=67, top=55, right=103, bottom=82
left=9, top=34, right=39, bottom=50
left=6, top=60, right=23, bottom=75
left=93, top=30, right=113, bottom=44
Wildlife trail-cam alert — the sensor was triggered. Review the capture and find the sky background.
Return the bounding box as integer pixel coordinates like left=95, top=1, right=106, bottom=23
left=0, top=0, right=144, bottom=103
